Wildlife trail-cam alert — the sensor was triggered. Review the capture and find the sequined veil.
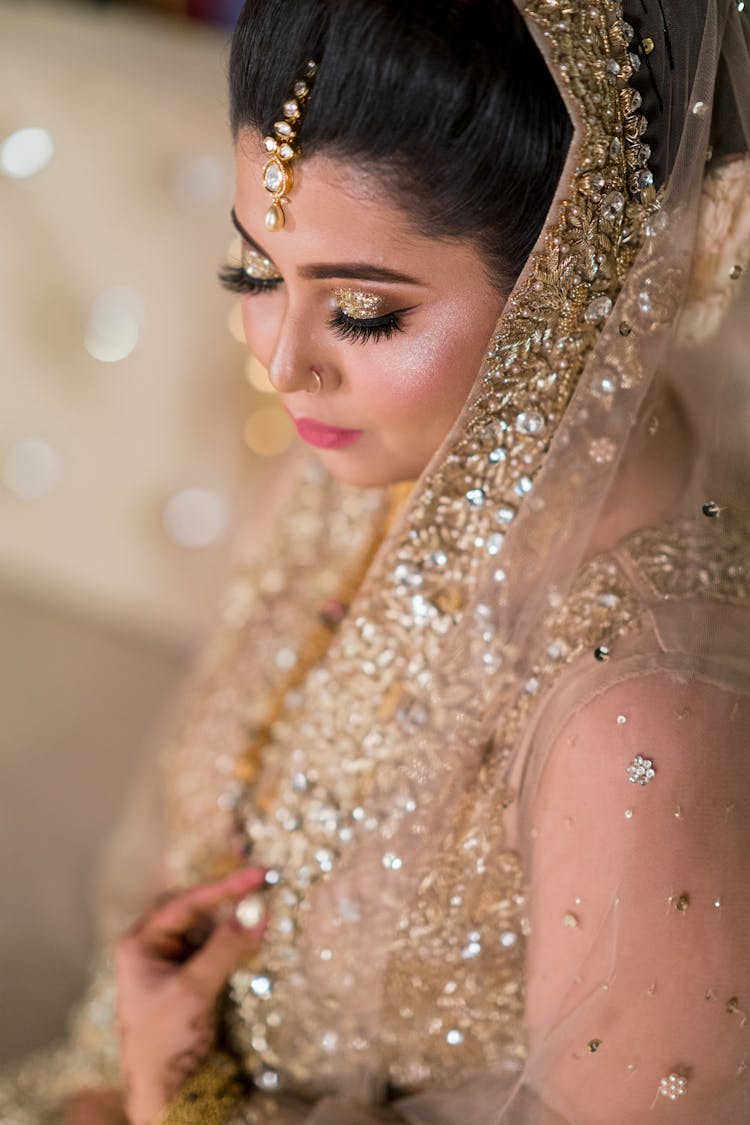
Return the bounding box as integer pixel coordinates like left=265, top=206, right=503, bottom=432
left=3, top=0, right=750, bottom=1122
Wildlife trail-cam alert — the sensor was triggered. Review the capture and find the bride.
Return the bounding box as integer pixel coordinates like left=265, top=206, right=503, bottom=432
left=4, top=0, right=750, bottom=1121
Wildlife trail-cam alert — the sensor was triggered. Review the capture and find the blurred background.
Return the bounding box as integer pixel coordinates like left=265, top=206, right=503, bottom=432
left=1, top=0, right=294, bottom=1063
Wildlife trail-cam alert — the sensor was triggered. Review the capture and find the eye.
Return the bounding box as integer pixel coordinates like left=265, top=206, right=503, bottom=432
left=219, top=242, right=283, bottom=294
left=219, top=264, right=282, bottom=295
left=329, top=307, right=407, bottom=343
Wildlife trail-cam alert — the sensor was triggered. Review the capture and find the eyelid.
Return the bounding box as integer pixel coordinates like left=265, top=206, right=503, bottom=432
left=242, top=242, right=282, bottom=281
left=334, top=287, right=388, bottom=320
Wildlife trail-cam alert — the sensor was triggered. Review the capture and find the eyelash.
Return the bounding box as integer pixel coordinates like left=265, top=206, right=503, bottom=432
left=219, top=263, right=406, bottom=343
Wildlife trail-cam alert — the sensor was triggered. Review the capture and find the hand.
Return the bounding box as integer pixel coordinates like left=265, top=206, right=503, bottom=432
left=115, top=868, right=268, bottom=1125
left=62, top=1088, right=128, bottom=1125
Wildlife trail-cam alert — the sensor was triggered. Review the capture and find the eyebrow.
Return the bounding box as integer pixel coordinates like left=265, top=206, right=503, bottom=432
left=230, top=208, right=425, bottom=287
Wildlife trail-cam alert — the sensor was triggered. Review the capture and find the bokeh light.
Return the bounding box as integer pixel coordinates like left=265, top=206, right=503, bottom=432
left=3, top=437, right=62, bottom=499
left=244, top=407, right=295, bottom=457
left=162, top=487, right=227, bottom=548
left=0, top=127, right=55, bottom=179
left=84, top=287, right=144, bottom=363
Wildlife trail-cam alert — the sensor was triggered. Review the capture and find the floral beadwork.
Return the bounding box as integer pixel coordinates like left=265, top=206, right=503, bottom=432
left=627, top=756, right=656, bottom=785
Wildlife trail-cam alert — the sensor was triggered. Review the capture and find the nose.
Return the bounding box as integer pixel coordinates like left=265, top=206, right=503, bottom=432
left=267, top=307, right=317, bottom=395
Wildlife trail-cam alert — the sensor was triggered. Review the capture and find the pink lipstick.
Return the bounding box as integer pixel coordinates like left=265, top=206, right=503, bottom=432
left=290, top=415, right=364, bottom=450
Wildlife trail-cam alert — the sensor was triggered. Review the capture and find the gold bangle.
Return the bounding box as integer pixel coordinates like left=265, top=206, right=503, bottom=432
left=155, top=1053, right=244, bottom=1125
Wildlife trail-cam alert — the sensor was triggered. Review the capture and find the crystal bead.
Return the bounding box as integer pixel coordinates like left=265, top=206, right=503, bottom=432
left=637, top=169, right=654, bottom=191
left=629, top=51, right=641, bottom=72
left=466, top=488, right=486, bottom=507
left=609, top=137, right=623, bottom=158
left=627, top=756, right=656, bottom=785
left=275, top=120, right=294, bottom=138
left=516, top=410, right=546, bottom=436
left=283, top=99, right=301, bottom=120
left=602, top=190, right=625, bottom=220
left=584, top=296, right=613, bottom=323
left=514, top=476, right=534, bottom=496
left=488, top=447, right=506, bottom=463
left=638, top=142, right=652, bottom=163
left=495, top=504, right=517, bottom=524
left=605, top=59, right=621, bottom=79
left=621, top=20, right=635, bottom=41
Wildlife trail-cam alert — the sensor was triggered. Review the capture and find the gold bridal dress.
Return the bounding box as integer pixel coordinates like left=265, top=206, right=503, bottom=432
left=3, top=0, right=750, bottom=1122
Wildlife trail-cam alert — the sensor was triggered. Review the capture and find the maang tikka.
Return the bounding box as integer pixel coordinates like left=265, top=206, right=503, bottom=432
left=262, top=59, right=318, bottom=232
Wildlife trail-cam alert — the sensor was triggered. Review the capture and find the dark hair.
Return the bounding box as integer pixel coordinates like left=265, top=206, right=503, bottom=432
left=228, top=0, right=572, bottom=291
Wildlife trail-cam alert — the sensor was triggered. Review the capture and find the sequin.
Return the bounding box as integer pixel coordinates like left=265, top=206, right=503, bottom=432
left=516, top=411, right=546, bottom=436
left=587, top=1039, right=602, bottom=1053
left=446, top=1030, right=464, bottom=1046
left=659, top=1073, right=688, bottom=1099
left=465, top=488, right=486, bottom=507
left=594, top=645, right=610, bottom=661
left=624, top=808, right=634, bottom=819
left=673, top=893, right=690, bottom=912
left=383, top=853, right=404, bottom=871
left=584, top=296, right=614, bottom=322
left=730, top=264, right=744, bottom=280
left=703, top=501, right=721, bottom=518
left=627, top=756, right=655, bottom=785
left=563, top=913, right=580, bottom=928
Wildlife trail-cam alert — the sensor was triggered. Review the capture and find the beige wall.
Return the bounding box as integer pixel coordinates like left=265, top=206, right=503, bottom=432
left=0, top=1, right=286, bottom=1062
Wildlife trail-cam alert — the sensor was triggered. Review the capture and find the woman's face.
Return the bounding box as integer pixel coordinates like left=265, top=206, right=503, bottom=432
left=231, top=131, right=506, bottom=488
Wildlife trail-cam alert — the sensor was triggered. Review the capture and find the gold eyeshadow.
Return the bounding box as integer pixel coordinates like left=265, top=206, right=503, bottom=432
left=334, top=288, right=388, bottom=320
left=242, top=243, right=282, bottom=281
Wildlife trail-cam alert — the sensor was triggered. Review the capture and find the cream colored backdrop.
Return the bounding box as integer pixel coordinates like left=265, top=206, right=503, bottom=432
left=0, top=0, right=289, bottom=1062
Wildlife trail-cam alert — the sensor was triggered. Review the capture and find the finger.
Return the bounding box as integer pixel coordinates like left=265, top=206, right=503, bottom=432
left=184, top=912, right=268, bottom=996
left=139, top=868, right=266, bottom=942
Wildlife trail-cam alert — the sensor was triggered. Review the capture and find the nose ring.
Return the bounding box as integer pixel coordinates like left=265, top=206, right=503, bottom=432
left=309, top=369, right=323, bottom=395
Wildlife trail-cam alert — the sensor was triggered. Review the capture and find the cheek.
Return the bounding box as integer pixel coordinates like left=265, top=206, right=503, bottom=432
left=241, top=296, right=282, bottom=360
left=352, top=320, right=483, bottom=426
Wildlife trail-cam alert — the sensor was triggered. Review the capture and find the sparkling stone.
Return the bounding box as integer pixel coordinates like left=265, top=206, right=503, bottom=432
left=429, top=550, right=448, bottom=567
left=500, top=931, right=518, bottom=948
left=524, top=677, right=540, bottom=695
left=515, top=476, right=534, bottom=496
left=235, top=893, right=265, bottom=930
left=703, top=501, right=721, bottom=518
left=645, top=211, right=668, bottom=237
left=594, top=645, right=610, bottom=662
left=461, top=940, right=482, bottom=959
left=605, top=59, right=621, bottom=79
left=516, top=410, right=546, bottom=436
left=602, top=190, right=625, bottom=220
left=637, top=169, right=654, bottom=191
left=621, top=20, right=635, bottom=41
left=283, top=99, right=300, bottom=120
left=638, top=142, right=652, bottom=163
left=692, top=101, right=709, bottom=118
left=250, top=975, right=272, bottom=998
left=486, top=533, right=505, bottom=556
left=466, top=488, right=486, bottom=507
left=446, top=1029, right=464, bottom=1046
left=627, top=756, right=656, bottom=785
left=594, top=372, right=618, bottom=396
left=305, top=59, right=318, bottom=76
left=264, top=161, right=285, bottom=194
left=256, top=1070, right=280, bottom=1091
left=264, top=868, right=281, bottom=886
left=638, top=290, right=653, bottom=315
left=494, top=568, right=507, bottom=583
left=488, top=447, right=506, bottom=463
left=609, top=137, right=623, bottom=158
left=275, top=120, right=294, bottom=137
left=383, top=853, right=404, bottom=871
left=630, top=89, right=643, bottom=111
left=294, top=80, right=310, bottom=98
left=629, top=51, right=641, bottom=71
left=584, top=296, right=613, bottom=323
left=278, top=142, right=295, bottom=161
left=263, top=136, right=277, bottom=152
left=617, top=714, right=628, bottom=724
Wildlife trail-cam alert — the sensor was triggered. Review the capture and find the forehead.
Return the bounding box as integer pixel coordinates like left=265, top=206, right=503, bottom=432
left=232, top=127, right=482, bottom=277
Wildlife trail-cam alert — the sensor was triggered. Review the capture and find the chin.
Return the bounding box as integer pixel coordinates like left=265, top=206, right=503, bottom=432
left=313, top=449, right=418, bottom=490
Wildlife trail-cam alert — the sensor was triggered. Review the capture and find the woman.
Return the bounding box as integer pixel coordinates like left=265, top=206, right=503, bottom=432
left=4, top=0, right=750, bottom=1121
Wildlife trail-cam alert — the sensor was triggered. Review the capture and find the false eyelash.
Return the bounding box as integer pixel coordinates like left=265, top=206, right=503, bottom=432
left=329, top=307, right=405, bottom=344
left=218, top=264, right=282, bottom=294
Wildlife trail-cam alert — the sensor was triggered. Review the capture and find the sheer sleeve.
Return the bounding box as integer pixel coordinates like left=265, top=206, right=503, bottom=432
left=517, top=665, right=750, bottom=1123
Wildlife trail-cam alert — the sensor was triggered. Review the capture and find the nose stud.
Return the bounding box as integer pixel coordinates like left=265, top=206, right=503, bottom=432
left=308, top=370, right=323, bottom=395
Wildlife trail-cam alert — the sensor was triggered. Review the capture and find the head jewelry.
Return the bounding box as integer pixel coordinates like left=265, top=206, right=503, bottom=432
left=262, top=59, right=318, bottom=232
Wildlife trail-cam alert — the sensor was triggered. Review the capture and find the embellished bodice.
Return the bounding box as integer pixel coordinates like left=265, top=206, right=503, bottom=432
left=163, top=498, right=750, bottom=1104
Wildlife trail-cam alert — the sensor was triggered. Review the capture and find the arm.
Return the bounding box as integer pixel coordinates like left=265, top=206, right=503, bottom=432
left=522, top=671, right=750, bottom=1122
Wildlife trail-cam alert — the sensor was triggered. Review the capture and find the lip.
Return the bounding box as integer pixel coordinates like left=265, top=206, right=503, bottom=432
left=287, top=411, right=364, bottom=450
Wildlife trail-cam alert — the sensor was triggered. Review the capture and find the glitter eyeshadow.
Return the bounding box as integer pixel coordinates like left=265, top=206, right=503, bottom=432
left=334, top=288, right=387, bottom=319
